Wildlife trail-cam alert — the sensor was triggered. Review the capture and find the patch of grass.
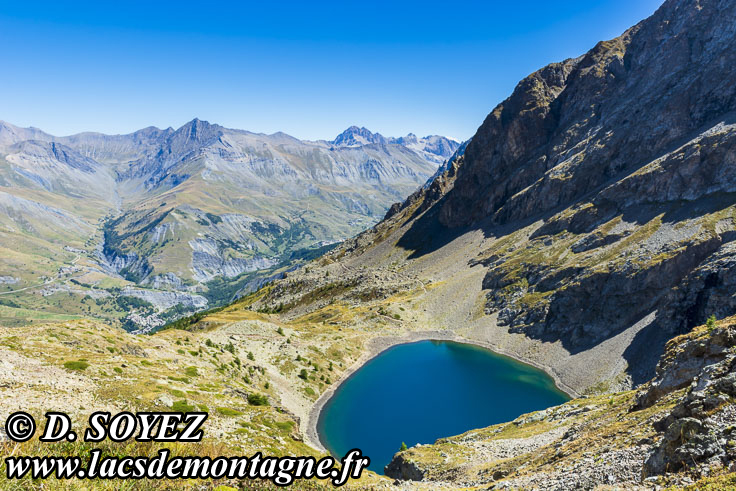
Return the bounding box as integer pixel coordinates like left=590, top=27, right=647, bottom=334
left=275, top=421, right=294, bottom=432
left=156, top=305, right=226, bottom=333
left=172, top=400, right=196, bottom=412
left=247, top=394, right=269, bottom=406
left=63, top=360, right=89, bottom=371
left=167, top=376, right=190, bottom=383
left=216, top=407, right=243, bottom=417
left=685, top=472, right=736, bottom=490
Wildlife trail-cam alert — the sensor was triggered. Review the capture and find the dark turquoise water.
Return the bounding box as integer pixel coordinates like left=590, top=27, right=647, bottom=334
left=317, top=340, right=569, bottom=474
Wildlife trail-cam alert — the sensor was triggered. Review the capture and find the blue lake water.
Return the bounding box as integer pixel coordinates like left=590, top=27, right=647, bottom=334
left=317, top=340, right=570, bottom=474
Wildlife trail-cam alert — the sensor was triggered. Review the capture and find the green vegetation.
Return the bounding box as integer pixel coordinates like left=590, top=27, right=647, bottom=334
left=156, top=305, right=226, bottom=333
left=247, top=394, right=269, bottom=406
left=205, top=212, right=222, bottom=225
left=707, top=314, right=717, bottom=332
left=172, top=400, right=196, bottom=412
left=63, top=360, right=89, bottom=371
left=216, top=407, right=243, bottom=417
left=0, top=304, right=82, bottom=327
left=0, top=298, right=21, bottom=308
left=101, top=211, right=167, bottom=280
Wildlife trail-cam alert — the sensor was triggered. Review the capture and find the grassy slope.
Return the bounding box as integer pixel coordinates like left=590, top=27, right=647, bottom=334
left=0, top=289, right=397, bottom=489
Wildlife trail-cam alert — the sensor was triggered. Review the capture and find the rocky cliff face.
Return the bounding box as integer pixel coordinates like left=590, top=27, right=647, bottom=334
left=439, top=0, right=736, bottom=229
left=637, top=318, right=736, bottom=477
left=372, top=0, right=736, bottom=386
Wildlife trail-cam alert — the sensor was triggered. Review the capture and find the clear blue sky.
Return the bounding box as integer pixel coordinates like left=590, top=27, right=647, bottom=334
left=0, top=0, right=663, bottom=141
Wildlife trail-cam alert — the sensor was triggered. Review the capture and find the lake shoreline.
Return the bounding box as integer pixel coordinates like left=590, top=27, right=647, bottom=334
left=304, top=329, right=578, bottom=454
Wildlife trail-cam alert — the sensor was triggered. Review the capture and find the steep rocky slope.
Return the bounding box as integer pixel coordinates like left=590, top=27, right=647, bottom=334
left=424, top=0, right=736, bottom=377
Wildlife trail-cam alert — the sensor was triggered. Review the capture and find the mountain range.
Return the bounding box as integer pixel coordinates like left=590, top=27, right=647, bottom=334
left=0, top=120, right=459, bottom=330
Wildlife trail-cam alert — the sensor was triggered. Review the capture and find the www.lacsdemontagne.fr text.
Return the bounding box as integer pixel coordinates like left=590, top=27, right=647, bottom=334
left=6, top=449, right=369, bottom=486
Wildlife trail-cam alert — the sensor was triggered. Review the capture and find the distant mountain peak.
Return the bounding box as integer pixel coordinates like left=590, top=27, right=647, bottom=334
left=331, top=126, right=387, bottom=147
left=173, top=118, right=222, bottom=144
left=326, top=125, right=462, bottom=164
left=179, top=118, right=216, bottom=131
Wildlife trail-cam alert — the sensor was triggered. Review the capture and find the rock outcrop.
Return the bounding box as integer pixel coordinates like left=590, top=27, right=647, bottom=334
left=635, top=320, right=736, bottom=476
left=383, top=453, right=426, bottom=481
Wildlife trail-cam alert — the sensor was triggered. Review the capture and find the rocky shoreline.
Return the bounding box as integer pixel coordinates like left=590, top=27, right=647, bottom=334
left=304, top=328, right=578, bottom=456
